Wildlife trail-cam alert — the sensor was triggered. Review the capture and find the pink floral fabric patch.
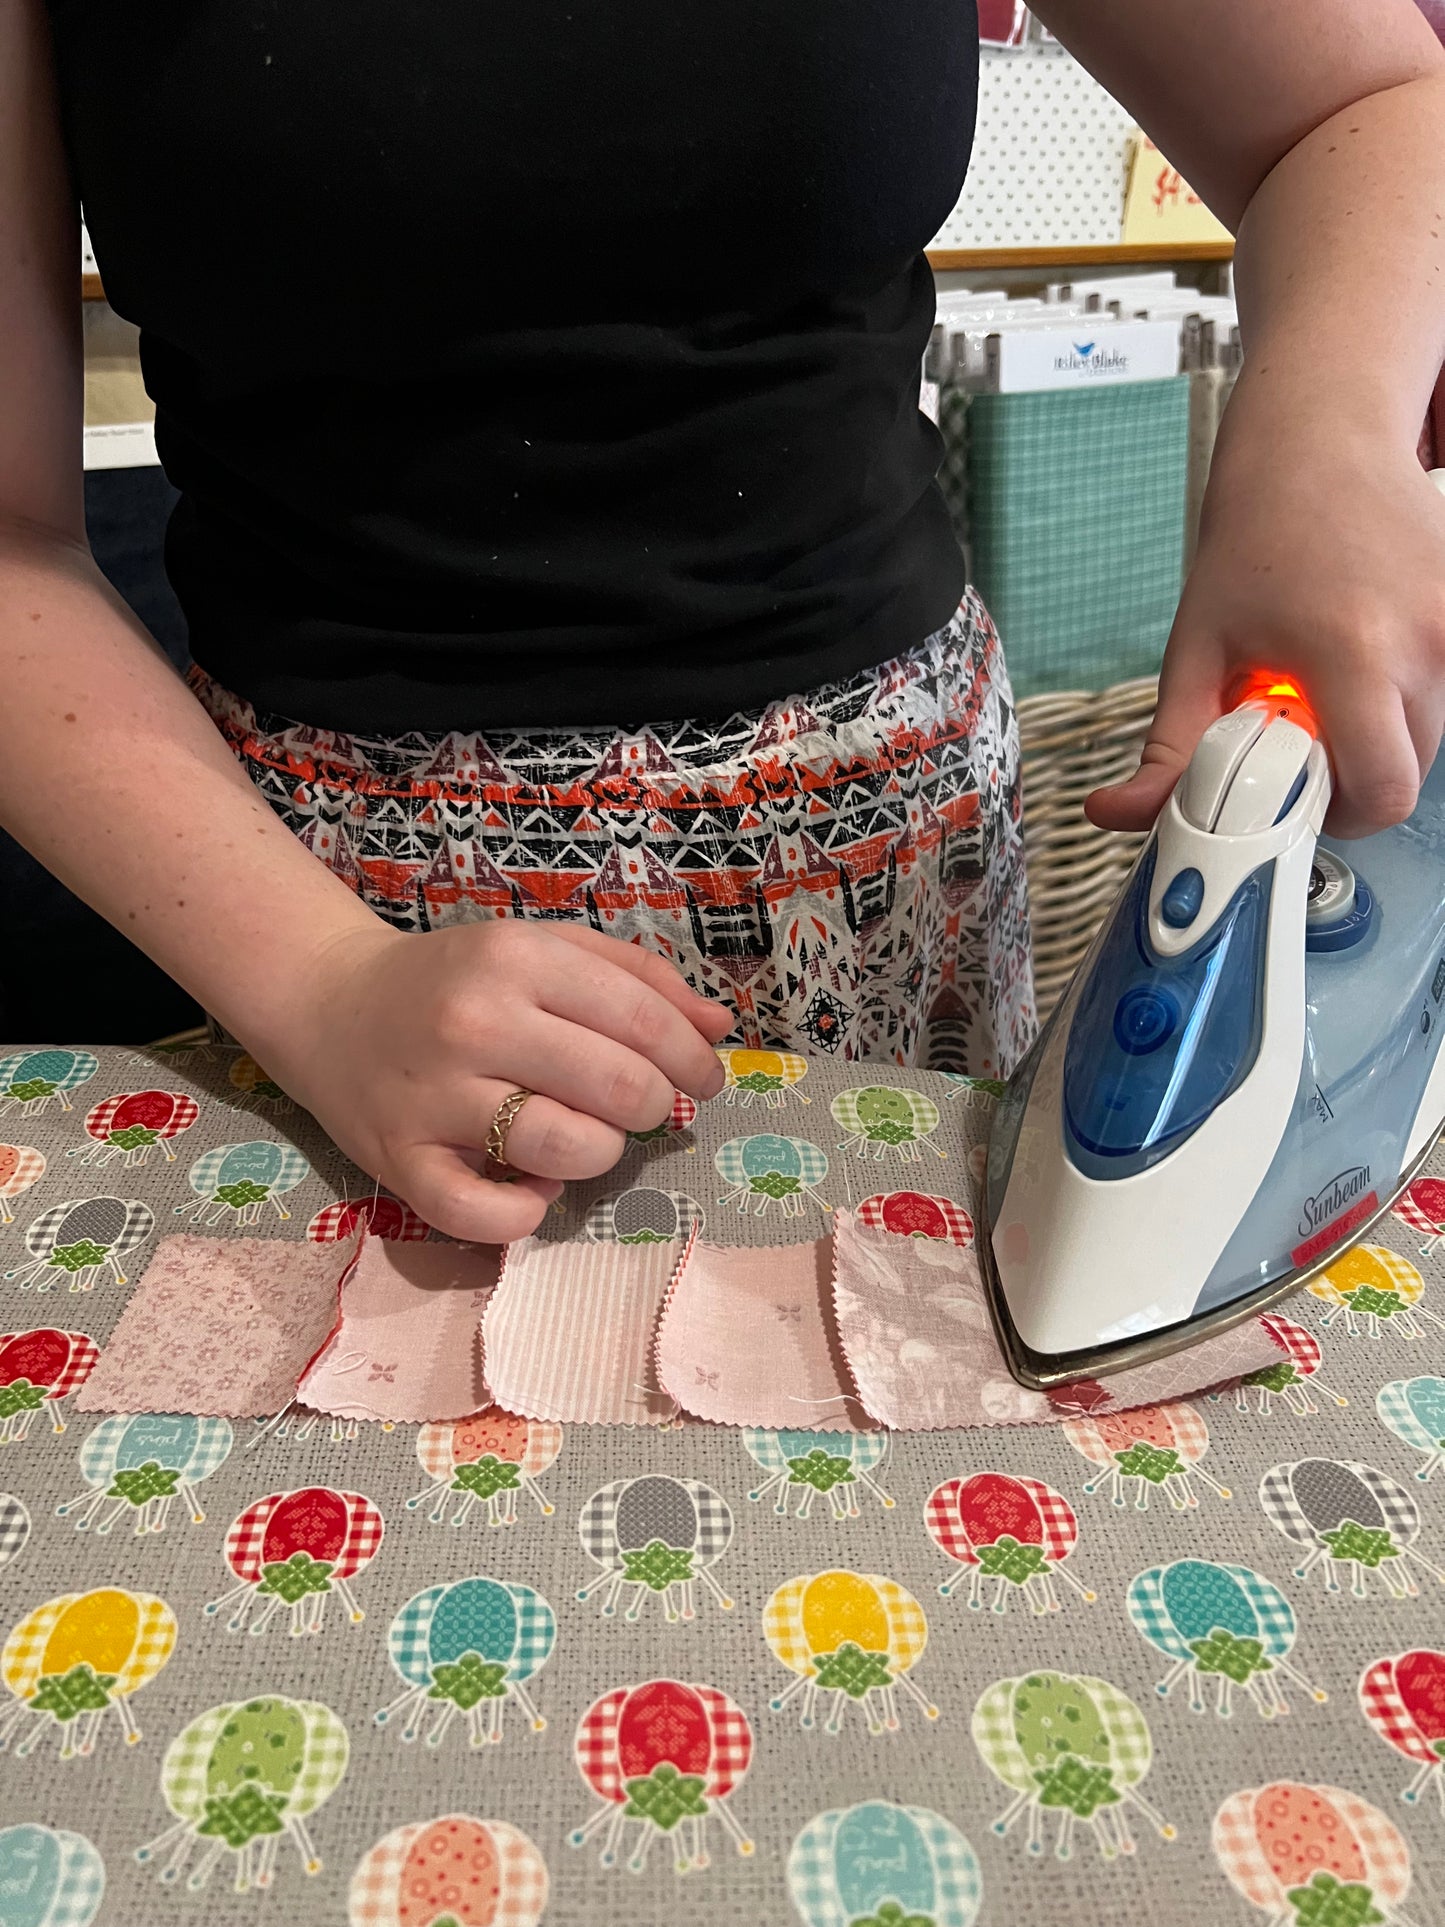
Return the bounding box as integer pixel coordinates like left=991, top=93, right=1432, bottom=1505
left=831, top=1210, right=1288, bottom=1429
left=75, top=1229, right=360, bottom=1418
left=655, top=1236, right=866, bottom=1432
left=297, top=1227, right=497, bottom=1424
left=484, top=1236, right=682, bottom=1425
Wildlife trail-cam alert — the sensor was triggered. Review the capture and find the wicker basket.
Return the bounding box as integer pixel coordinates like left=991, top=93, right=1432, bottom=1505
left=1016, top=675, right=1160, bottom=1019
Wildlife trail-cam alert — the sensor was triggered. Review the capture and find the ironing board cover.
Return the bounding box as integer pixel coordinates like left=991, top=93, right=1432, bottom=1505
left=1, top=1041, right=1444, bottom=1927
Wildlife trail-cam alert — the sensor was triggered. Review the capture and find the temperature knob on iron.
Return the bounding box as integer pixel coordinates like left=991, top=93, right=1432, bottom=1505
left=1305, top=849, right=1374, bottom=951
left=1307, top=850, right=1355, bottom=923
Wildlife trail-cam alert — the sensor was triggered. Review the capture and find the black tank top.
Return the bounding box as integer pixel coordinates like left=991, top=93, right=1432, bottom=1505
left=46, top=1, right=979, bottom=732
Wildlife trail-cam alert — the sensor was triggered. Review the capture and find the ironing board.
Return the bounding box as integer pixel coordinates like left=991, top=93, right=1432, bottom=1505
left=2, top=1040, right=1444, bottom=1927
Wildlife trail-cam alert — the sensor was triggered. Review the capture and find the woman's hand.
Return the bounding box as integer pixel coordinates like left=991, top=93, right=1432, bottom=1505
left=267, top=919, right=733, bottom=1242
left=1089, top=427, right=1445, bottom=840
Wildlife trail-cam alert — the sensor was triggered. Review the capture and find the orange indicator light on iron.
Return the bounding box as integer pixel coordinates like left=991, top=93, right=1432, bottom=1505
left=1232, top=670, right=1318, bottom=735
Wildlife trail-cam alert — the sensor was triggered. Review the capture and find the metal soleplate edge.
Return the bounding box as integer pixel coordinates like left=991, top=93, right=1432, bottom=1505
left=978, top=1117, right=1445, bottom=1391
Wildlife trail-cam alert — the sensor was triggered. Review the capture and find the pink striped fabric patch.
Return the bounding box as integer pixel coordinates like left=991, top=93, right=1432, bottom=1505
left=483, top=1236, right=684, bottom=1425
left=830, top=1209, right=1288, bottom=1429
left=297, top=1227, right=497, bottom=1425
left=656, top=1237, right=867, bottom=1432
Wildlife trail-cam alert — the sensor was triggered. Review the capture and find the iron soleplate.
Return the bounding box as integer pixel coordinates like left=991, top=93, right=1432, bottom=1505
left=978, top=1121, right=1445, bottom=1391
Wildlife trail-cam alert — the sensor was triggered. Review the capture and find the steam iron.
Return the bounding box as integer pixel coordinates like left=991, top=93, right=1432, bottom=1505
left=982, top=680, right=1445, bottom=1388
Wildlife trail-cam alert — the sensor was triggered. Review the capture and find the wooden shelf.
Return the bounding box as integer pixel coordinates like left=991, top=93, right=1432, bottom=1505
left=927, top=240, right=1233, bottom=270
left=80, top=241, right=1233, bottom=303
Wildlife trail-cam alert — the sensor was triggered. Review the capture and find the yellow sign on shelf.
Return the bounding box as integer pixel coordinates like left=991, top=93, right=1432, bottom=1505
left=1121, top=134, right=1233, bottom=247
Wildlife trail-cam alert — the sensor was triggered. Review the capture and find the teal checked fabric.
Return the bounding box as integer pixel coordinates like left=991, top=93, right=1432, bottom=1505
left=941, top=376, right=1191, bottom=698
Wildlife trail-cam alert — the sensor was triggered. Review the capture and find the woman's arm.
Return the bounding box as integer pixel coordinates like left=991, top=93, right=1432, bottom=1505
left=0, top=0, right=388, bottom=1067
left=1030, top=0, right=1445, bottom=837
left=0, top=0, right=728, bottom=1235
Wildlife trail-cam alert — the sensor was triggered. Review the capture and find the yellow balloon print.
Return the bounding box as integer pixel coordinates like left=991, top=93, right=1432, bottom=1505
left=1306, top=1242, right=1440, bottom=1337
left=1310, top=1245, right=1423, bottom=1305
left=42, top=1588, right=142, bottom=1678
left=1, top=1586, right=177, bottom=1759
left=764, top=1568, right=936, bottom=1737
left=800, top=1570, right=891, bottom=1658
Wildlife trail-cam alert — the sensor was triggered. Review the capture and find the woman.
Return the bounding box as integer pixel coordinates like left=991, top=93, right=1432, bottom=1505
left=3, top=0, right=1443, bottom=1243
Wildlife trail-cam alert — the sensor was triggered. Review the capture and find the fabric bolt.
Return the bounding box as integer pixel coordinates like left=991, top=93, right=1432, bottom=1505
left=959, top=376, right=1191, bottom=698
left=935, top=383, right=975, bottom=580
left=830, top=1209, right=1289, bottom=1429
left=11, top=1044, right=1445, bottom=1927
left=74, top=1228, right=358, bottom=1418
left=484, top=1235, right=683, bottom=1427
left=655, top=1236, right=865, bottom=1433
left=296, top=1227, right=497, bottom=1426
left=192, top=588, right=1035, bottom=1079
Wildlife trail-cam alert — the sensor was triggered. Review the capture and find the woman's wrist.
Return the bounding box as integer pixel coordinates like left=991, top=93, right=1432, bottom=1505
left=213, top=898, right=403, bottom=1088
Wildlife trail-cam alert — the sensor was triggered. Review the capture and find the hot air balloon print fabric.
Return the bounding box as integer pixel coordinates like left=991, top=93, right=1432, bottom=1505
left=4, top=1195, right=155, bottom=1293
left=1359, top=1647, right=1445, bottom=1813
left=376, top=1575, right=555, bottom=1750
left=788, top=1800, right=983, bottom=1927
left=0, top=1822, right=105, bottom=1927
left=206, top=1486, right=385, bottom=1637
left=1, top=1587, right=177, bottom=1759
left=73, top=1091, right=198, bottom=1168
left=347, top=1813, right=549, bottom=1927
left=0, top=1327, right=99, bottom=1442
left=0, top=1141, right=47, bottom=1222
left=742, top=1429, right=896, bottom=1520
left=1212, top=1782, right=1417, bottom=1925
left=2, top=1039, right=1445, bottom=1925
left=58, top=1413, right=233, bottom=1536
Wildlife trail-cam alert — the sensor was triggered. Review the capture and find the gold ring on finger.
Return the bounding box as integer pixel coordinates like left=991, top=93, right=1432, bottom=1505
left=486, top=1087, right=534, bottom=1177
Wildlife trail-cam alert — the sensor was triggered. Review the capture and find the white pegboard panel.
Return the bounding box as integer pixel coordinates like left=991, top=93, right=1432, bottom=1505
left=929, top=47, right=1136, bottom=250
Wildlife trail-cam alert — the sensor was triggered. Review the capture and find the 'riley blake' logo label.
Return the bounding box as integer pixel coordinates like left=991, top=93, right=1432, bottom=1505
left=1299, top=1166, right=1372, bottom=1239
left=1054, top=340, right=1132, bottom=376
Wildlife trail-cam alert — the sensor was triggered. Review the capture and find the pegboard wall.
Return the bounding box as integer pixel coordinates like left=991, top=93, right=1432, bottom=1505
left=929, top=46, right=1138, bottom=251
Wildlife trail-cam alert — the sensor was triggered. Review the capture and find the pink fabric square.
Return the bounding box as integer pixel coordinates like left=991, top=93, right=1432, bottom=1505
left=297, top=1227, right=497, bottom=1424
left=76, top=1229, right=360, bottom=1418
left=484, top=1236, right=681, bottom=1424
left=831, top=1210, right=1286, bottom=1430
left=656, top=1237, right=866, bottom=1432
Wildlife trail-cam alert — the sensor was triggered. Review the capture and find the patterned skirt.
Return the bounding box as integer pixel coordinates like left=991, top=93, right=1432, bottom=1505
left=192, top=587, right=1035, bottom=1077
